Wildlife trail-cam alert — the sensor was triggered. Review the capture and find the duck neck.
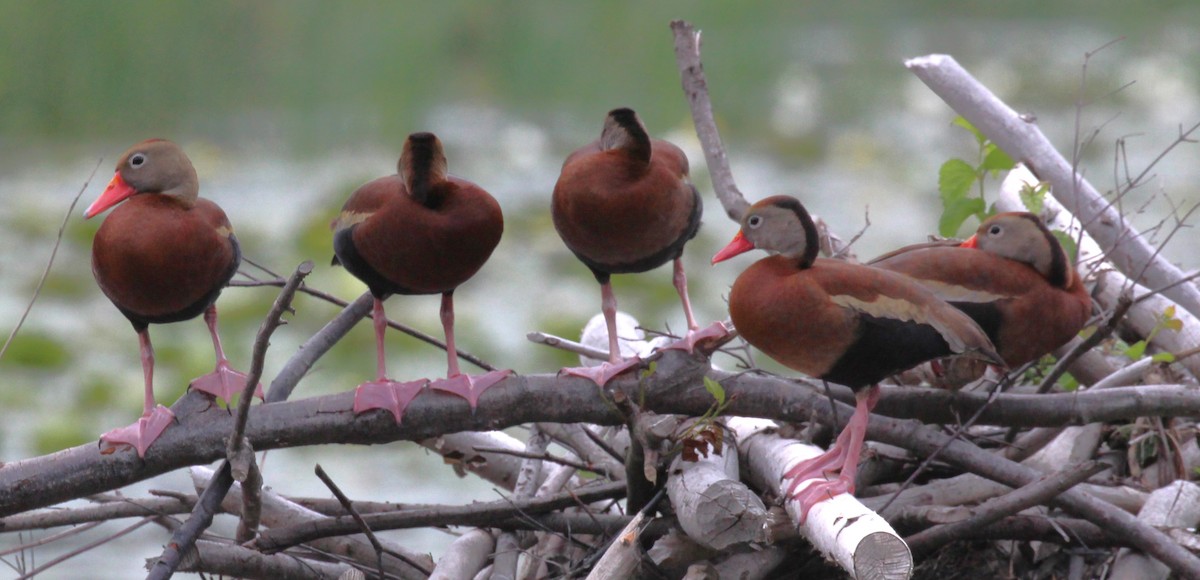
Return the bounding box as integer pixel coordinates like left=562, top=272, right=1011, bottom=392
left=400, top=133, right=448, bottom=207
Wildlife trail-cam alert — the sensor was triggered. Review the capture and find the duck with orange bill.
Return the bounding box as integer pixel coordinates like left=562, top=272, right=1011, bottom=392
left=871, top=211, right=1091, bottom=375
left=85, top=139, right=259, bottom=457
left=712, top=195, right=1002, bottom=521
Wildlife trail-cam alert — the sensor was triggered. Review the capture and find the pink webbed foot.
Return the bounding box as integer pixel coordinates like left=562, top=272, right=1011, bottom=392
left=560, top=357, right=643, bottom=388
left=658, top=321, right=732, bottom=354
left=789, top=474, right=856, bottom=524
left=353, top=379, right=429, bottom=424
left=430, top=369, right=512, bottom=411
left=100, top=404, right=176, bottom=458
left=190, top=361, right=263, bottom=407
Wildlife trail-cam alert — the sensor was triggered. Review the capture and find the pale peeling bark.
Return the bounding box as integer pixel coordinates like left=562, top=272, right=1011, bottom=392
left=430, top=529, right=494, bottom=580
left=584, top=511, right=648, bottom=580
left=1110, top=481, right=1200, bottom=580
left=666, top=420, right=769, bottom=550
left=419, top=431, right=538, bottom=491
left=729, top=417, right=912, bottom=580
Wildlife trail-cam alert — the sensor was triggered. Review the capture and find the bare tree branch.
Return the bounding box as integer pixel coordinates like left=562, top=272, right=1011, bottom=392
left=670, top=19, right=749, bottom=221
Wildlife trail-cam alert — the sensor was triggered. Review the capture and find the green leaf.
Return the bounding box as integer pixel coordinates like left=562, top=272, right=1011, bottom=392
left=1152, top=352, right=1177, bottom=363
left=1058, top=373, right=1079, bottom=392
left=1124, top=340, right=1147, bottom=360
left=1051, top=230, right=1078, bottom=264
left=938, top=158, right=976, bottom=204
left=704, top=376, right=726, bottom=406
left=952, top=116, right=986, bottom=144
left=981, top=144, right=1015, bottom=172
left=1019, top=182, right=1046, bottom=214
left=640, top=361, right=658, bottom=380
left=939, top=197, right=986, bottom=238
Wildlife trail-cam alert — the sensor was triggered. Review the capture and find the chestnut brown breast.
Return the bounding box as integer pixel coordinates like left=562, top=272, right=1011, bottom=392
left=92, top=194, right=239, bottom=327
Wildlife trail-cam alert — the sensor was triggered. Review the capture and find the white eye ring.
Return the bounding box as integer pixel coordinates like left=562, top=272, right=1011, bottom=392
left=747, top=215, right=763, bottom=228
left=130, top=153, right=147, bottom=168
left=988, top=224, right=1002, bottom=236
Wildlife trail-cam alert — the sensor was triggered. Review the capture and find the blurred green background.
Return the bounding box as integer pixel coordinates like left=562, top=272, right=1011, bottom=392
left=2, top=1, right=1199, bottom=576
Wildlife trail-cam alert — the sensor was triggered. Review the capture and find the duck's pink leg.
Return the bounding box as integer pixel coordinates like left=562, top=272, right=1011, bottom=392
left=430, top=292, right=511, bottom=410
left=353, top=297, right=427, bottom=424
left=660, top=257, right=730, bottom=354
left=784, top=385, right=880, bottom=524
left=560, top=281, right=642, bottom=387
left=100, top=328, right=175, bottom=458
left=189, top=305, right=262, bottom=405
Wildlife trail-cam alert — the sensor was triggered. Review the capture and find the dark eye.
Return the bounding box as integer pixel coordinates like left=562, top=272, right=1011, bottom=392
left=988, top=224, right=1002, bottom=236
left=747, top=215, right=763, bottom=228
left=129, top=153, right=147, bottom=168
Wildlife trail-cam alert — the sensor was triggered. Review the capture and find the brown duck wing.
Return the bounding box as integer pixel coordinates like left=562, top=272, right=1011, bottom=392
left=728, top=256, right=1000, bottom=389
left=873, top=245, right=1090, bottom=366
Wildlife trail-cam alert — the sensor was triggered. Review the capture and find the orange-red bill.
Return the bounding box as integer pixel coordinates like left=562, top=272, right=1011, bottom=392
left=712, top=230, right=755, bottom=264
left=84, top=172, right=137, bottom=218
left=960, top=235, right=979, bottom=249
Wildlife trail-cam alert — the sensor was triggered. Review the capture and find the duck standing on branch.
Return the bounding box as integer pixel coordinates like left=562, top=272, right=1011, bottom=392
left=712, top=195, right=1002, bottom=520
left=332, top=132, right=508, bottom=423
left=871, top=212, right=1091, bottom=373
left=86, top=139, right=257, bottom=457
left=552, top=107, right=728, bottom=387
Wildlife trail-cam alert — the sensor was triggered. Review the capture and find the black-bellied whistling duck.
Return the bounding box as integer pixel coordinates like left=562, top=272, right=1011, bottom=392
left=871, top=212, right=1091, bottom=370
left=85, top=139, right=257, bottom=457
left=552, top=107, right=727, bottom=387
left=332, top=132, right=507, bottom=422
left=712, top=195, right=1002, bottom=521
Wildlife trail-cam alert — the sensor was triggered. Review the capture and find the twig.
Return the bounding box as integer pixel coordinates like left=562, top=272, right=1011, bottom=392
left=14, top=517, right=154, bottom=580
left=252, top=481, right=627, bottom=553
left=0, top=159, right=101, bottom=363
left=232, top=260, right=312, bottom=445
left=0, top=496, right=195, bottom=533
left=905, top=460, right=1106, bottom=557
left=148, top=263, right=310, bottom=579
left=255, top=283, right=499, bottom=401
left=471, top=446, right=619, bottom=480
left=146, top=461, right=233, bottom=580
left=173, top=539, right=354, bottom=579
left=232, top=261, right=312, bottom=544
left=490, top=428, right=549, bottom=580
left=266, top=291, right=373, bottom=402
left=0, top=521, right=105, bottom=556
left=670, top=19, right=749, bottom=221
left=525, top=331, right=612, bottom=361
left=315, top=465, right=387, bottom=580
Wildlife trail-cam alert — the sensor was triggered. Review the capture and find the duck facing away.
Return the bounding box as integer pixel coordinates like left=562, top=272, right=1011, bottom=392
left=86, top=139, right=256, bottom=457
left=552, top=107, right=727, bottom=386
left=712, top=195, right=1002, bottom=521
left=871, top=212, right=1091, bottom=373
left=332, top=132, right=508, bottom=422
